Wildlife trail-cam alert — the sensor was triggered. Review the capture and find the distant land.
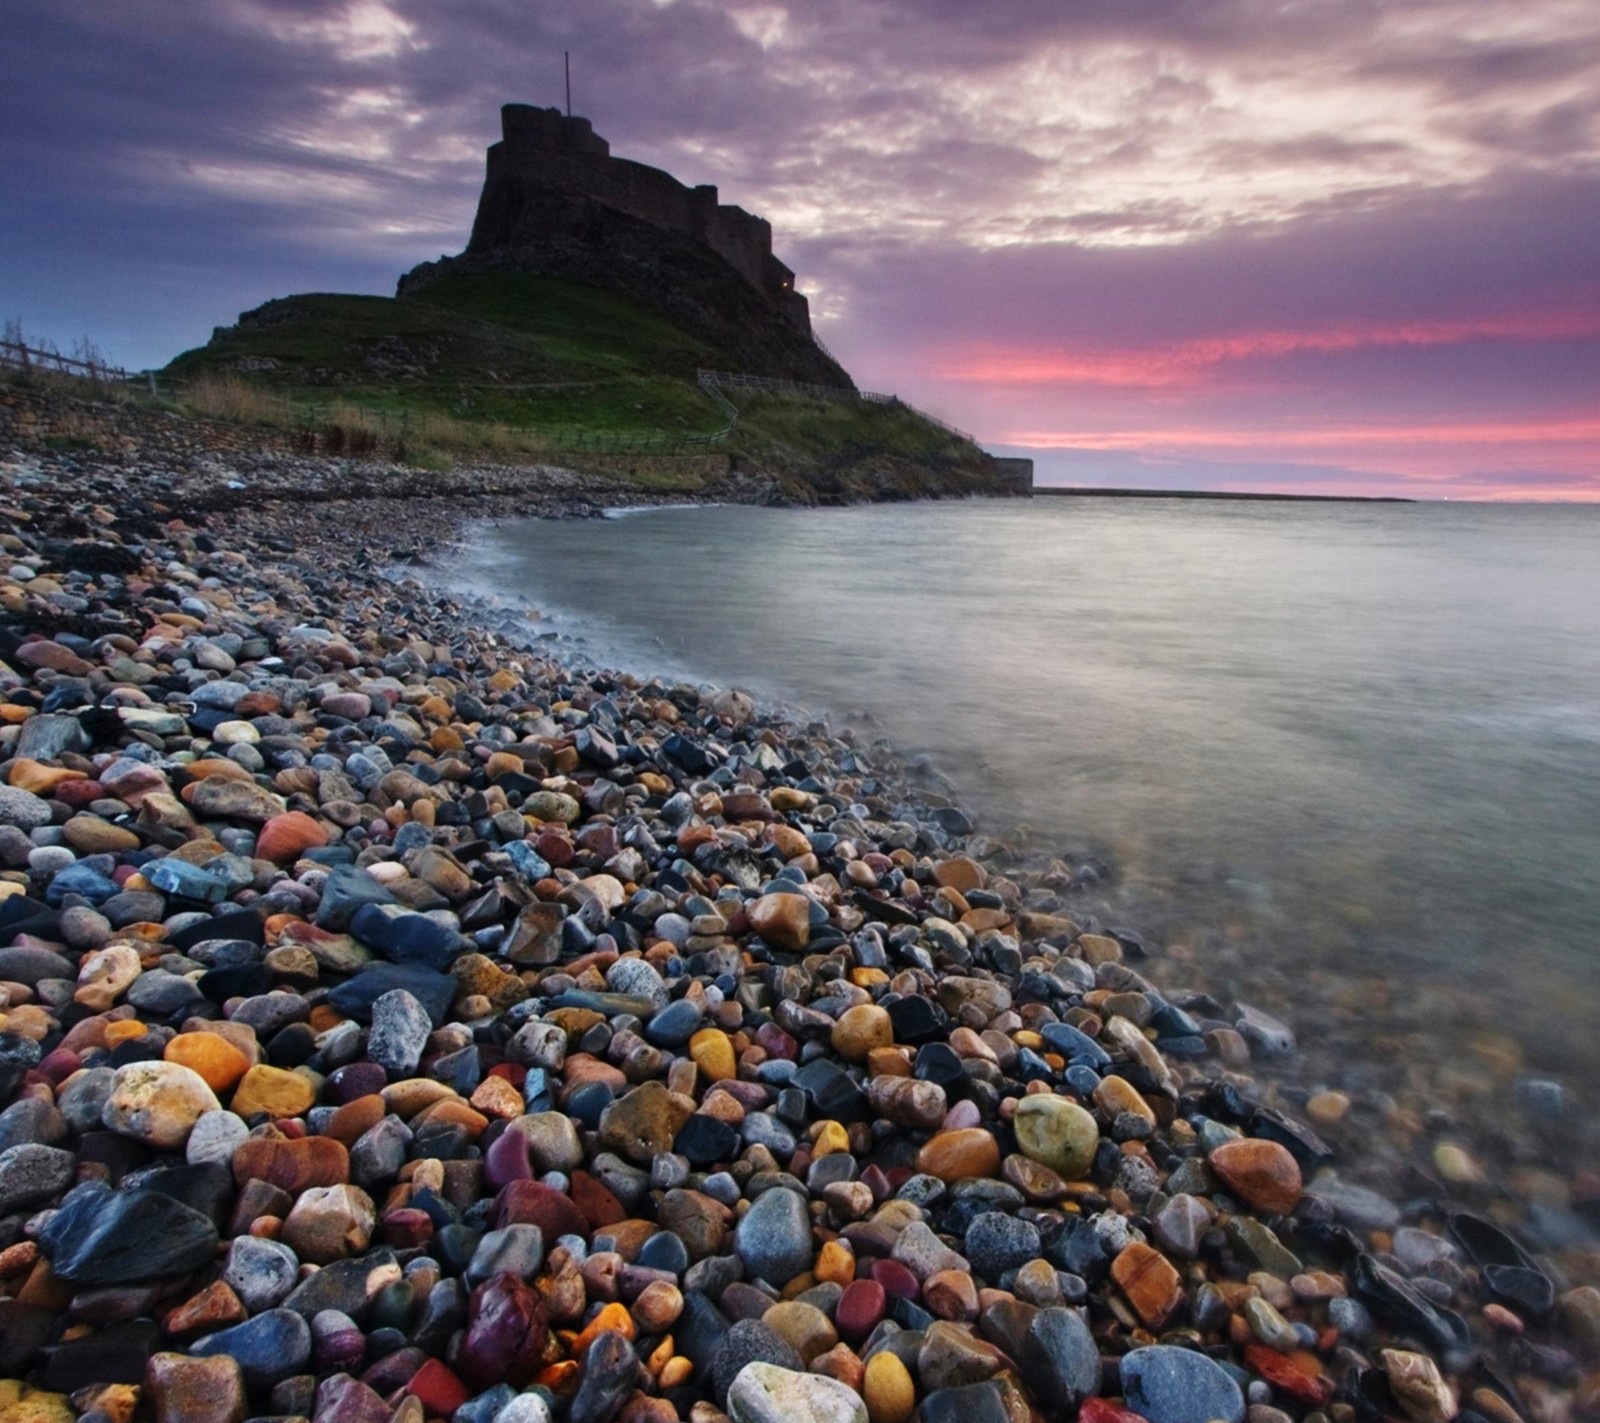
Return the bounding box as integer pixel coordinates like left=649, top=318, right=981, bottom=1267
left=1038, top=486, right=1416, bottom=503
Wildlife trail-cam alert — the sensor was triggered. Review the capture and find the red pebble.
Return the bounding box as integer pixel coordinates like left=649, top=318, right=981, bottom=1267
left=870, top=1259, right=921, bottom=1300
left=859, top=1165, right=892, bottom=1203
left=1081, top=1400, right=1151, bottom=1423
left=535, top=830, right=575, bottom=866
left=753, top=1023, right=798, bottom=1061
left=496, top=1179, right=591, bottom=1240
left=406, top=1359, right=470, bottom=1415
left=36, top=1049, right=82, bottom=1084
left=1243, top=1345, right=1332, bottom=1407
left=570, top=1171, right=627, bottom=1229
left=382, top=1208, right=435, bottom=1249
left=836, top=1279, right=886, bottom=1341
left=489, top=1062, right=527, bottom=1087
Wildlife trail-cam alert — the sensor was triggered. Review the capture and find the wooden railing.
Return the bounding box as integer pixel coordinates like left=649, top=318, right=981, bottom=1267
left=0, top=340, right=130, bottom=384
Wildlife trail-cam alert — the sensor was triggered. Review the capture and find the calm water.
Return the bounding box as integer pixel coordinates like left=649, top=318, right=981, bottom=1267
left=456, top=498, right=1600, bottom=1087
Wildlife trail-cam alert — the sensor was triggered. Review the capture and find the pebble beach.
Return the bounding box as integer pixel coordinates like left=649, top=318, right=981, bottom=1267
left=2, top=431, right=1598, bottom=1423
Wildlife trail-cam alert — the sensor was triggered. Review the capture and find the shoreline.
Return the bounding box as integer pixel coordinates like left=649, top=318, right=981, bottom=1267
left=0, top=433, right=1596, bottom=1423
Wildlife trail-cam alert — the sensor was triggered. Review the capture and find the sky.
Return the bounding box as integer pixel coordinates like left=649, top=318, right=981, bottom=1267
left=2, top=0, right=1597, bottom=499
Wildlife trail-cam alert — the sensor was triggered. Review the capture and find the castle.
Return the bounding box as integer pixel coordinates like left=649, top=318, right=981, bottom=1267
left=471, top=106, right=811, bottom=333
left=401, top=106, right=848, bottom=386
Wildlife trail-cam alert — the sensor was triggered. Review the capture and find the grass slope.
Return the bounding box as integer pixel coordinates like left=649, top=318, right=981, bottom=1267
left=161, top=271, right=997, bottom=492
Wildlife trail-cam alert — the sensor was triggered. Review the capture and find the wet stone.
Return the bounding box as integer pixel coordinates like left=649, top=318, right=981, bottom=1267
left=736, top=1183, right=813, bottom=1286
left=190, top=1309, right=312, bottom=1392
left=1120, top=1345, right=1245, bottom=1423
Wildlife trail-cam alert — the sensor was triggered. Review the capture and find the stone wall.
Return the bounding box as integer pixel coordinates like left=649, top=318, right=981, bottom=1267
left=992, top=457, right=1035, bottom=495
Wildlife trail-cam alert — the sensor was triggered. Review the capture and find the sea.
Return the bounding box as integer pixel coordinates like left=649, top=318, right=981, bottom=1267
left=451, top=496, right=1600, bottom=1094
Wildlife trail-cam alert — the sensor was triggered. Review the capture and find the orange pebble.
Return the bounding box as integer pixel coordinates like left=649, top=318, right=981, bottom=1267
left=569, top=1301, right=634, bottom=1358
left=164, top=1032, right=251, bottom=1092
left=658, top=1357, right=693, bottom=1390
left=816, top=1239, right=856, bottom=1286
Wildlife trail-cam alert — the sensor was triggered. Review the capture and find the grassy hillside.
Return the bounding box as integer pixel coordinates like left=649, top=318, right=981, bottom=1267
left=160, top=271, right=1000, bottom=493
left=164, top=274, right=724, bottom=439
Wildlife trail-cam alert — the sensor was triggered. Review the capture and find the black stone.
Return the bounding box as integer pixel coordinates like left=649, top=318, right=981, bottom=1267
left=1045, top=1216, right=1109, bottom=1283
left=919, top=1382, right=1012, bottom=1423
left=0, top=1300, right=55, bottom=1376
left=674, top=1114, right=742, bottom=1166
left=315, top=864, right=397, bottom=930
left=283, top=1249, right=401, bottom=1319
left=351, top=903, right=467, bottom=972
left=638, top=1230, right=691, bottom=1277
left=39, top=1184, right=218, bottom=1284
left=711, top=1319, right=803, bottom=1406
left=1025, top=1307, right=1102, bottom=1412
left=0, top=1032, right=43, bottom=1100
left=38, top=1319, right=159, bottom=1388
left=198, top=964, right=271, bottom=1003
left=1040, top=1022, right=1112, bottom=1071
left=125, top=1161, right=235, bottom=1226
left=327, top=963, right=457, bottom=1026
left=914, top=1042, right=967, bottom=1096
left=1353, top=1254, right=1474, bottom=1361
left=675, top=1290, right=732, bottom=1377
left=569, top=1331, right=639, bottom=1423
left=169, top=907, right=266, bottom=952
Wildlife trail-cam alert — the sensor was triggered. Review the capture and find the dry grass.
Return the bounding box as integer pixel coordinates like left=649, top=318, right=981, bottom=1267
left=176, top=378, right=563, bottom=463
left=178, top=374, right=295, bottom=425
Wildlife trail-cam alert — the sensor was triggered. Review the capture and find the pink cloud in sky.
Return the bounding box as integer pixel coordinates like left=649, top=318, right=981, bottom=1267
left=932, top=311, right=1600, bottom=391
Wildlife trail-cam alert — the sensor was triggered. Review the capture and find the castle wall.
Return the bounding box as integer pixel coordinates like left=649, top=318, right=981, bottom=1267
left=480, top=106, right=806, bottom=326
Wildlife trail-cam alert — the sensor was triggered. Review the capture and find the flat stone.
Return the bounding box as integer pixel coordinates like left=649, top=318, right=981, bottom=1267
left=1111, top=1242, right=1183, bottom=1329
left=190, top=1309, right=312, bottom=1391
left=1026, top=1306, right=1101, bottom=1411
left=0, top=1144, right=75, bottom=1214
left=1120, top=1345, right=1245, bottom=1423
left=727, top=1362, right=869, bottom=1423
left=40, top=1184, right=219, bottom=1284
